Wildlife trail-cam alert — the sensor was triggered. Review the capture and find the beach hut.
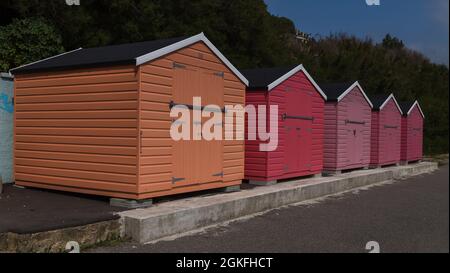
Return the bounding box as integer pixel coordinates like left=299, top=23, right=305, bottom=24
left=321, top=81, right=373, bottom=175
left=10, top=33, right=248, bottom=204
left=400, top=100, right=425, bottom=164
left=369, top=93, right=403, bottom=168
left=0, top=73, right=14, bottom=185
left=242, top=65, right=327, bottom=185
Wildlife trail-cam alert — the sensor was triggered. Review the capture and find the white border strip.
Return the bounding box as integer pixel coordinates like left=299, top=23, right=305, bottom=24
left=267, top=64, right=327, bottom=100
left=336, top=81, right=373, bottom=108
left=380, top=93, right=403, bottom=114
left=136, top=33, right=249, bottom=86
left=407, top=100, right=425, bottom=118
left=0, top=72, right=13, bottom=79
left=10, top=48, right=83, bottom=74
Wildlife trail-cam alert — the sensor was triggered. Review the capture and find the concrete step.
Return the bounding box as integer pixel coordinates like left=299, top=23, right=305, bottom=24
left=118, top=162, right=438, bottom=244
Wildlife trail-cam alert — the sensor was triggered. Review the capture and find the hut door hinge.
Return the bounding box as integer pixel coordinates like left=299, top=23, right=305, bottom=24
left=345, top=120, right=365, bottom=125
left=172, top=177, right=185, bottom=184
left=214, top=72, right=224, bottom=78
left=384, top=125, right=398, bottom=129
left=213, top=172, right=224, bottom=178
left=282, top=113, right=314, bottom=121
left=173, top=62, right=186, bottom=69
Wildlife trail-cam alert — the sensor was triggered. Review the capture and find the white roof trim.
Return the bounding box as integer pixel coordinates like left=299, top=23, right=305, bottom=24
left=0, top=72, right=13, bottom=79
left=406, top=100, right=425, bottom=119
left=135, top=33, right=249, bottom=86
left=267, top=64, right=327, bottom=100
left=337, top=81, right=373, bottom=108
left=380, top=93, right=402, bottom=114
left=10, top=48, right=83, bottom=74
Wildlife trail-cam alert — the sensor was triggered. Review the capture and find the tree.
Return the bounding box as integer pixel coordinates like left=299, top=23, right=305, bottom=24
left=382, top=34, right=404, bottom=50
left=0, top=1, right=448, bottom=154
left=0, top=18, right=64, bottom=71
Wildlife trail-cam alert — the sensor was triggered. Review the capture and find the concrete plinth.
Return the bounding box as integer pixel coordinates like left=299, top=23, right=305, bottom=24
left=249, top=180, right=277, bottom=186
left=219, top=185, right=241, bottom=193
left=110, top=198, right=153, bottom=209
left=322, top=170, right=342, bottom=177
left=119, top=162, right=438, bottom=244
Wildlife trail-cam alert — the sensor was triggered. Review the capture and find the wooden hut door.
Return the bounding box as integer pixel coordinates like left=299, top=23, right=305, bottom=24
left=346, top=124, right=356, bottom=165
left=171, top=66, right=224, bottom=187
left=346, top=124, right=364, bottom=166
left=345, top=99, right=365, bottom=166
left=384, top=126, right=396, bottom=162
left=355, top=127, right=364, bottom=163
left=283, top=88, right=313, bottom=174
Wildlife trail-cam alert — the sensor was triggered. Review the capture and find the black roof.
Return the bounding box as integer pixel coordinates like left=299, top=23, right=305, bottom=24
left=11, top=36, right=189, bottom=74
left=320, top=82, right=355, bottom=101
left=399, top=101, right=415, bottom=116
left=241, top=65, right=298, bottom=90
left=370, top=94, right=392, bottom=111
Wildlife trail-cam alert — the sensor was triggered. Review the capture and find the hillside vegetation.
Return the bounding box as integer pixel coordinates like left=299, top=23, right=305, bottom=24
left=0, top=0, right=448, bottom=154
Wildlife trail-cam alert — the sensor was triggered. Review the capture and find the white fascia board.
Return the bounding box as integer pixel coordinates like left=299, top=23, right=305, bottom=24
left=0, top=72, right=13, bottom=79
left=267, top=64, right=327, bottom=100
left=9, top=48, right=83, bottom=74
left=135, top=32, right=249, bottom=86
left=337, top=81, right=374, bottom=108
left=380, top=93, right=403, bottom=114
left=407, top=100, right=425, bottom=119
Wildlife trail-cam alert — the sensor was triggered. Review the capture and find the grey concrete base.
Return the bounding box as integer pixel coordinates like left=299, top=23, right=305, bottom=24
left=370, top=163, right=398, bottom=169
left=322, top=170, right=342, bottom=177
left=219, top=185, right=241, bottom=193
left=110, top=198, right=153, bottom=209
left=389, top=162, right=437, bottom=179
left=313, top=173, right=322, bottom=178
left=119, top=162, right=438, bottom=244
left=249, top=180, right=277, bottom=186
left=13, top=184, right=26, bottom=189
left=401, top=160, right=422, bottom=166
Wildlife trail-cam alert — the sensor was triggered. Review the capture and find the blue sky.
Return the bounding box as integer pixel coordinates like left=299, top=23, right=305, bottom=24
left=264, top=0, right=449, bottom=66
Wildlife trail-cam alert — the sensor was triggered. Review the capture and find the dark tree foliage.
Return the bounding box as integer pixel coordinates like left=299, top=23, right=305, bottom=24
left=0, top=18, right=64, bottom=71
left=294, top=34, right=449, bottom=154
left=0, top=0, right=448, bottom=154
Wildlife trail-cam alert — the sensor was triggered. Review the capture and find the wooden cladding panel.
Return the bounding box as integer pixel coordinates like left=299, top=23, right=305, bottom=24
left=14, top=65, right=140, bottom=196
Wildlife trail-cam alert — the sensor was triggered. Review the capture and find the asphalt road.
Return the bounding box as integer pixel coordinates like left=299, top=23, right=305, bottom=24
left=91, top=165, right=449, bottom=253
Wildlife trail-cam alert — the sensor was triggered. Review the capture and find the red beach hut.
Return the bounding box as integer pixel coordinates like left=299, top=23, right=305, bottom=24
left=399, top=101, right=425, bottom=164
left=321, top=82, right=373, bottom=175
left=369, top=94, right=403, bottom=168
left=242, top=65, right=327, bottom=185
